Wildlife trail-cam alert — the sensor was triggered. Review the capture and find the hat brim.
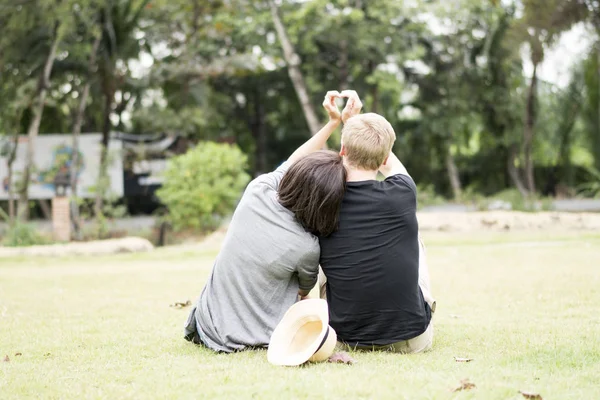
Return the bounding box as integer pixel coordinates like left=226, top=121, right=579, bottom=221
left=268, top=299, right=332, bottom=366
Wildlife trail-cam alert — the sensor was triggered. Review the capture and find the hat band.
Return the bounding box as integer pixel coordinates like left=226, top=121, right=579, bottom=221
left=315, top=327, right=330, bottom=353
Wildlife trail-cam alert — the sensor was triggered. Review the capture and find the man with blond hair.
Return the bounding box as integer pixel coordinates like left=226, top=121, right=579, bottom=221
left=318, top=92, right=435, bottom=353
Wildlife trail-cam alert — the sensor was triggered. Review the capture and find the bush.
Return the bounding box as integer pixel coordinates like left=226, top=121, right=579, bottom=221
left=416, top=184, right=446, bottom=210
left=475, top=189, right=554, bottom=212
left=156, top=142, right=251, bottom=231
left=2, top=222, right=49, bottom=247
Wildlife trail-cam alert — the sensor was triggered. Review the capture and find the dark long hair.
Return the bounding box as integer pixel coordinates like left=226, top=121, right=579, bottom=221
left=278, top=151, right=347, bottom=237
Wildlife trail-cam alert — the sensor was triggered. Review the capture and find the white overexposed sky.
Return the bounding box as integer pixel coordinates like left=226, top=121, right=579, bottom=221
left=524, top=23, right=594, bottom=88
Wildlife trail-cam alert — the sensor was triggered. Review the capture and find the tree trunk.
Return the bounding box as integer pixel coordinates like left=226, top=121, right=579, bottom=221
left=367, top=60, right=378, bottom=113
left=71, top=34, right=101, bottom=240
left=370, top=85, right=379, bottom=114
left=507, top=143, right=529, bottom=197
left=7, top=129, right=20, bottom=222
left=557, top=99, right=581, bottom=188
left=339, top=39, right=349, bottom=91
left=254, top=92, right=268, bottom=175
left=445, top=147, right=462, bottom=200
left=596, top=44, right=600, bottom=171
left=94, top=89, right=114, bottom=218
left=523, top=62, right=538, bottom=194
left=269, top=1, right=321, bottom=135
left=18, top=24, right=61, bottom=221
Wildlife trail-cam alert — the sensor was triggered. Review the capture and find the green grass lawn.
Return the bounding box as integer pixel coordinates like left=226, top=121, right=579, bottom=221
left=1, top=231, right=600, bottom=399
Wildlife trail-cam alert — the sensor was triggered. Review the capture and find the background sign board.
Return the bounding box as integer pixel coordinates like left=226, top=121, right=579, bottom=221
left=0, top=134, right=123, bottom=200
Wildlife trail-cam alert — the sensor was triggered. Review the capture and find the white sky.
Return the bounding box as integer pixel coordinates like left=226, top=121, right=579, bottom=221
left=525, top=23, right=594, bottom=88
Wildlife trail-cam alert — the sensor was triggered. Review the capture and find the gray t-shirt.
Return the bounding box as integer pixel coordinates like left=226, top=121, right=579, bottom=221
left=184, top=162, right=320, bottom=352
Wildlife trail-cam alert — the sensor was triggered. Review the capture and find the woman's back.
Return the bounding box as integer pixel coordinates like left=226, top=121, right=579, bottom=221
left=185, top=164, right=319, bottom=352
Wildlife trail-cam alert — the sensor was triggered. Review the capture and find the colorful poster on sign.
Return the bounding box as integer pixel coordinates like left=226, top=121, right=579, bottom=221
left=0, top=134, right=123, bottom=200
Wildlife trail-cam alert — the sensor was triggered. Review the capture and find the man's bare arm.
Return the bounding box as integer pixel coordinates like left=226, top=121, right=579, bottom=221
left=379, top=151, right=410, bottom=178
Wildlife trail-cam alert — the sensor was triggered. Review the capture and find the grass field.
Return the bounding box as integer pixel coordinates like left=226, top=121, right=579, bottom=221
left=1, top=231, right=600, bottom=399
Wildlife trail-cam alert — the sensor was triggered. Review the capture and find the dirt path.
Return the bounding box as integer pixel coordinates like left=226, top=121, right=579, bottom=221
left=417, top=211, right=600, bottom=232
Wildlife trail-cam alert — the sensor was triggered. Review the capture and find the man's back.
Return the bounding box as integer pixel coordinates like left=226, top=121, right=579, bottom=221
left=319, top=173, right=431, bottom=346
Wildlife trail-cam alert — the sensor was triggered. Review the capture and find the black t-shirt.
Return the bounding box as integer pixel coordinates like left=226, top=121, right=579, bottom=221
left=319, top=173, right=431, bottom=346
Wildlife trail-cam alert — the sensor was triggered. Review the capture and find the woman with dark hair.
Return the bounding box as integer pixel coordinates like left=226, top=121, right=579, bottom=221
left=184, top=91, right=360, bottom=352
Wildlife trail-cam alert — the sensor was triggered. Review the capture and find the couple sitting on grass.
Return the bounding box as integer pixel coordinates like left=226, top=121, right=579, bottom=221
left=184, top=90, right=435, bottom=358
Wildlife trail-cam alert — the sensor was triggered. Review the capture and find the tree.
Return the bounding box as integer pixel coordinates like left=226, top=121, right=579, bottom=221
left=514, top=0, right=588, bottom=194
left=473, top=5, right=529, bottom=197
left=70, top=28, right=102, bottom=239
left=269, top=0, right=320, bottom=136
left=7, top=0, right=72, bottom=220
left=94, top=0, right=150, bottom=217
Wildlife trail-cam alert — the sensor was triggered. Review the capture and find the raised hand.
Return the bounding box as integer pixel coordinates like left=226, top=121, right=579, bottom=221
left=323, top=90, right=342, bottom=123
left=340, top=90, right=363, bottom=123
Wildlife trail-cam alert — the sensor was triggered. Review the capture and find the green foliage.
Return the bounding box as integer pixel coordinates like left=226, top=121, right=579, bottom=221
left=1, top=222, right=50, bottom=247
left=2, top=0, right=600, bottom=208
left=582, top=48, right=600, bottom=172
left=475, top=188, right=554, bottom=212
left=156, top=142, right=251, bottom=231
left=577, top=166, right=600, bottom=198
left=0, top=208, right=49, bottom=247
left=416, top=184, right=446, bottom=210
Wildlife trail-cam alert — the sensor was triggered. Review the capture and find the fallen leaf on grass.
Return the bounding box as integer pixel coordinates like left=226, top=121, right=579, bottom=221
left=170, top=300, right=192, bottom=309
left=519, top=391, right=543, bottom=400
left=327, top=352, right=356, bottom=365
left=452, top=379, right=476, bottom=392
left=454, top=357, right=474, bottom=362
left=3, top=355, right=9, bottom=362
left=15, top=352, right=22, bottom=356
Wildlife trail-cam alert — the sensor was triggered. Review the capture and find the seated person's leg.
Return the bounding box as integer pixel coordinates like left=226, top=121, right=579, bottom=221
left=387, top=323, right=434, bottom=354
left=318, top=266, right=327, bottom=300
left=418, top=235, right=436, bottom=312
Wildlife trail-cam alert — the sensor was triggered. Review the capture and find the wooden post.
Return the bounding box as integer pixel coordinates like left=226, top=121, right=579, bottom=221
left=52, top=197, right=71, bottom=242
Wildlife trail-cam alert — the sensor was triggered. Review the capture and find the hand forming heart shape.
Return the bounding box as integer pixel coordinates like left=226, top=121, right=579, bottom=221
left=322, top=90, right=363, bottom=123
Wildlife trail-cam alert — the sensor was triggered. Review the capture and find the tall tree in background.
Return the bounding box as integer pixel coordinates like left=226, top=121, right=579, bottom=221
left=515, top=0, right=588, bottom=194
left=71, top=26, right=102, bottom=239
left=17, top=2, right=68, bottom=220
left=474, top=5, right=529, bottom=196
left=94, top=0, right=150, bottom=217
left=0, top=5, right=32, bottom=221
left=269, top=0, right=320, bottom=135
left=582, top=0, right=600, bottom=172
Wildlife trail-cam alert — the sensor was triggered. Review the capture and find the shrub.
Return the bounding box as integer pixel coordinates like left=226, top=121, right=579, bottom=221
left=0, top=208, right=49, bottom=247
left=156, top=142, right=251, bottom=231
left=416, top=184, right=446, bottom=210
left=577, top=166, right=600, bottom=198
left=2, top=222, right=49, bottom=247
left=475, top=189, right=554, bottom=212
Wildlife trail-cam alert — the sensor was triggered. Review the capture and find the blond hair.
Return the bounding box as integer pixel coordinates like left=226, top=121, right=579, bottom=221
left=341, top=113, right=396, bottom=170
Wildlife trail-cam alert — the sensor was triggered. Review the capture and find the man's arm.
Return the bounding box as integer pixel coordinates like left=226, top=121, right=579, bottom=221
left=379, top=151, right=410, bottom=178
left=287, top=91, right=341, bottom=164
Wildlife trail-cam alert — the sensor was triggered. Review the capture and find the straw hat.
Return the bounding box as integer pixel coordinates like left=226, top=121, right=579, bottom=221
left=268, top=299, right=337, bottom=366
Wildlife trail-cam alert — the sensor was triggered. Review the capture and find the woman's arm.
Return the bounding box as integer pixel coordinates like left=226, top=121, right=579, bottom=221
left=287, top=91, right=341, bottom=164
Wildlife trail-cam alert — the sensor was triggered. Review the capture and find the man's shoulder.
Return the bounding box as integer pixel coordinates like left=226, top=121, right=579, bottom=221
left=340, top=174, right=417, bottom=219
left=382, top=173, right=417, bottom=192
